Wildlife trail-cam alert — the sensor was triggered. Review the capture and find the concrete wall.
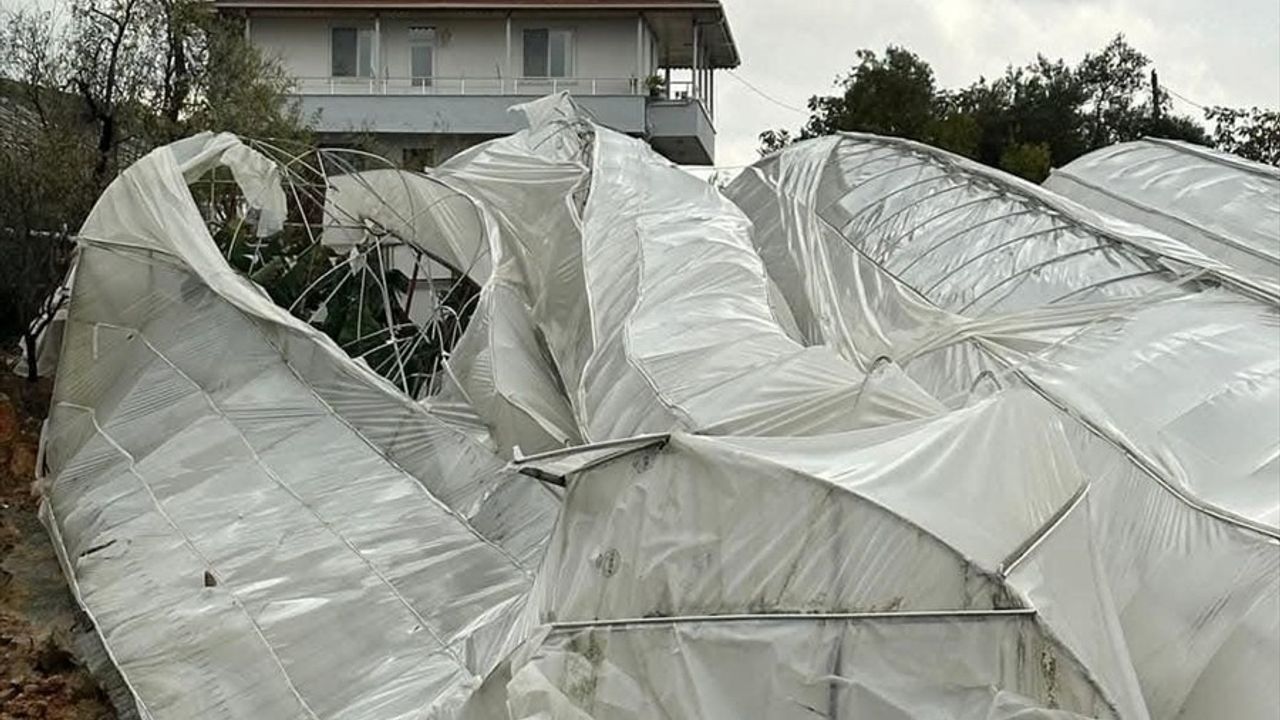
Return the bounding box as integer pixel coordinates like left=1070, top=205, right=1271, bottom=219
left=648, top=99, right=716, bottom=165
left=248, top=12, right=712, bottom=164
left=302, top=94, right=647, bottom=135
left=315, top=131, right=499, bottom=166
left=251, top=16, right=332, bottom=81
left=249, top=13, right=654, bottom=86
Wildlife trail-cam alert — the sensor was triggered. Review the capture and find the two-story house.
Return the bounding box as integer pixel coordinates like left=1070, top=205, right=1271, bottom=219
left=214, top=0, right=741, bottom=166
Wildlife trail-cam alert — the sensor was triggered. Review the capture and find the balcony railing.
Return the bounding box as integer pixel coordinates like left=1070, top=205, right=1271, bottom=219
left=295, top=76, right=645, bottom=96
left=293, top=76, right=705, bottom=101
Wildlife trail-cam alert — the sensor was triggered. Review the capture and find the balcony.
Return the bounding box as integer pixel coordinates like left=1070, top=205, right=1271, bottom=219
left=293, top=75, right=716, bottom=165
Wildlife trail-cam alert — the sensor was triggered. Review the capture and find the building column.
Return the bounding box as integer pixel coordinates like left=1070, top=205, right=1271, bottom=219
left=636, top=14, right=645, bottom=85
left=692, top=21, right=700, bottom=102
left=505, top=13, right=512, bottom=92
left=706, top=66, right=712, bottom=108
left=373, top=14, right=382, bottom=79
left=709, top=68, right=714, bottom=119
left=702, top=35, right=709, bottom=106
left=701, top=40, right=711, bottom=106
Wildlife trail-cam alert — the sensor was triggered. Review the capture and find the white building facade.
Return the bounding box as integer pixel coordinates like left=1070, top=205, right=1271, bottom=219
left=216, top=0, right=741, bottom=165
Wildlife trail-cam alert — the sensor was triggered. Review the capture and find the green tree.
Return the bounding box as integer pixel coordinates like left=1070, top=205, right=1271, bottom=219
left=1076, top=35, right=1151, bottom=148
left=0, top=1, right=308, bottom=379
left=759, top=35, right=1218, bottom=174
left=0, top=122, right=89, bottom=380
left=800, top=47, right=938, bottom=141
left=1205, top=106, right=1280, bottom=165
left=757, top=128, right=793, bottom=156
left=985, top=57, right=1090, bottom=169
left=925, top=107, right=981, bottom=159
left=999, top=141, right=1053, bottom=182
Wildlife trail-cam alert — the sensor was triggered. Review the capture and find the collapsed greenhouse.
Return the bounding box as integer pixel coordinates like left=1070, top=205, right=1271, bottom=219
left=34, top=94, right=1279, bottom=719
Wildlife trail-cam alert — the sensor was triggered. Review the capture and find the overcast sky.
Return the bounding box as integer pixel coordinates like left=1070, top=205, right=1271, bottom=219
left=710, top=0, right=1280, bottom=168
left=8, top=0, right=1277, bottom=170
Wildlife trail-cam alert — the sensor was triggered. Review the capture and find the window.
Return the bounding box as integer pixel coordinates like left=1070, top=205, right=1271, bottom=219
left=409, top=26, right=436, bottom=87
left=523, top=29, right=572, bottom=78
left=331, top=27, right=373, bottom=78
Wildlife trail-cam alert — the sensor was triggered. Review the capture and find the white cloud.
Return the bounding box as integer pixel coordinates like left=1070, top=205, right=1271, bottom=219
left=712, top=0, right=1280, bottom=167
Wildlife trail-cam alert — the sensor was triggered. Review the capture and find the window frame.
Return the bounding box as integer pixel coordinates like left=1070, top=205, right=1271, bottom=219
left=408, top=25, right=437, bottom=87
left=522, top=27, right=574, bottom=79
left=329, top=24, right=375, bottom=79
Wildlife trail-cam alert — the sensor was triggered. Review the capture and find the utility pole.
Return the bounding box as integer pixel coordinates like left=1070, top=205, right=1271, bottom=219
left=1152, top=69, right=1162, bottom=122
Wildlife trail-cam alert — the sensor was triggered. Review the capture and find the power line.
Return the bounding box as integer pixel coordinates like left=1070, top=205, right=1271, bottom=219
left=1164, top=85, right=1208, bottom=111
left=725, top=71, right=810, bottom=116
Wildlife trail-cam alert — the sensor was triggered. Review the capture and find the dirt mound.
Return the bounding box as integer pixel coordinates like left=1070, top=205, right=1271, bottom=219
left=1, top=371, right=118, bottom=720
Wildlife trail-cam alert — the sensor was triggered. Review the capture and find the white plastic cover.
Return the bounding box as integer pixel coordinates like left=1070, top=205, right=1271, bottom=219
left=36, top=101, right=1279, bottom=720
left=319, top=168, right=492, bottom=281
left=726, top=133, right=1279, bottom=719
left=1046, top=139, right=1280, bottom=291
left=41, top=131, right=558, bottom=718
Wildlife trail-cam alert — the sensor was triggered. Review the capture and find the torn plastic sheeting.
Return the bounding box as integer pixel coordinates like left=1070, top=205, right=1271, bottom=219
left=438, top=281, right=584, bottom=457
left=430, top=96, right=947, bottom=446
left=35, top=98, right=1279, bottom=720
left=558, top=103, right=946, bottom=441
left=314, top=161, right=584, bottom=460
left=41, top=133, right=557, bottom=719
left=39, top=109, right=959, bottom=720
left=319, top=169, right=493, bottom=281
left=429, top=120, right=599, bottom=457
left=726, top=133, right=1279, bottom=718
left=14, top=133, right=288, bottom=380
left=727, top=133, right=1279, bottom=527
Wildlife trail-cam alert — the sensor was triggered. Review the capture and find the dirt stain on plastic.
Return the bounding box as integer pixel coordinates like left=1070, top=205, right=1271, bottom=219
left=565, top=630, right=607, bottom=709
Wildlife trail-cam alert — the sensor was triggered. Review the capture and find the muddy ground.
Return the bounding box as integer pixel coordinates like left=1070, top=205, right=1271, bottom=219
left=0, top=367, right=117, bottom=720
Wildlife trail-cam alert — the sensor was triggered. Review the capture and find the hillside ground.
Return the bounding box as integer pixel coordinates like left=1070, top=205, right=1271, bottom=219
left=0, top=363, right=117, bottom=720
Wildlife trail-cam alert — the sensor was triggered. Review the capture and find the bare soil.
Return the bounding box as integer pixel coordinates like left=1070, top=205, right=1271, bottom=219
left=0, top=368, right=117, bottom=720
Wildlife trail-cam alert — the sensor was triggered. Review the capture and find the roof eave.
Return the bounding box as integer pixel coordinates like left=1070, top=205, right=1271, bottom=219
left=214, top=1, right=728, bottom=8
left=214, top=0, right=743, bottom=69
